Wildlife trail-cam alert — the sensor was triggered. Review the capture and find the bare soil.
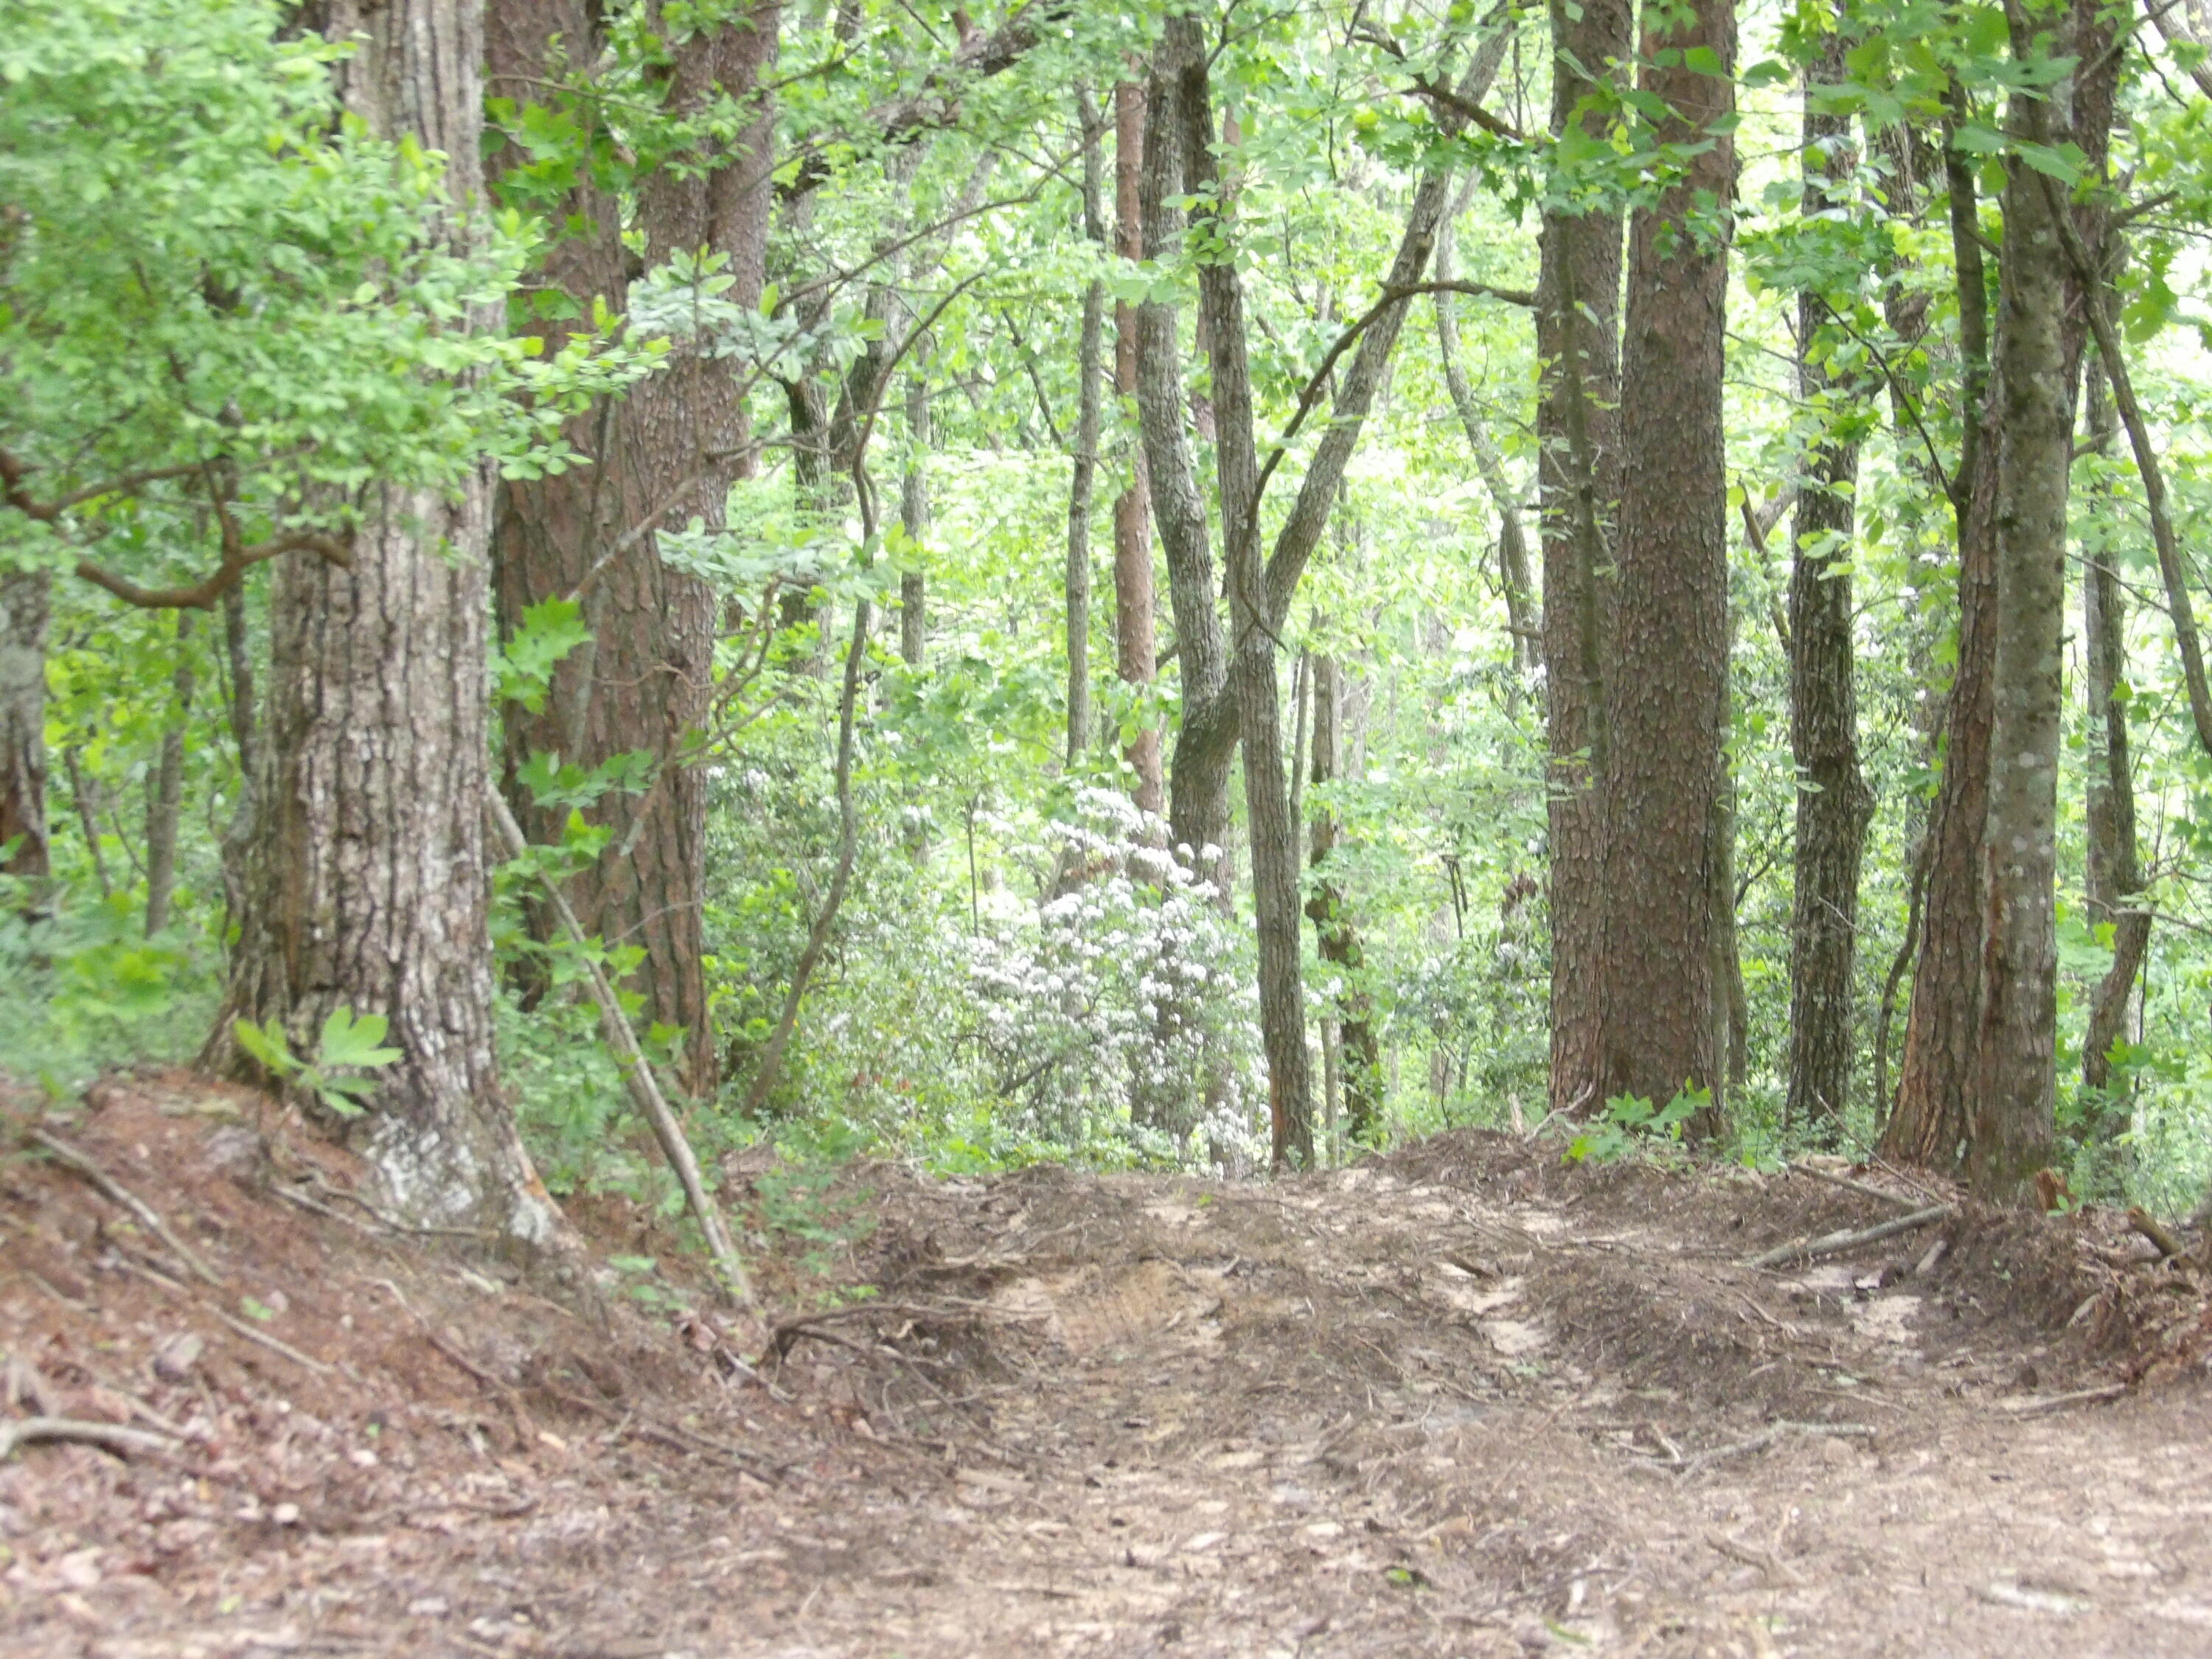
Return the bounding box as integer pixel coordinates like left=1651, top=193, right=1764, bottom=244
left=7, top=1073, right=2212, bottom=1658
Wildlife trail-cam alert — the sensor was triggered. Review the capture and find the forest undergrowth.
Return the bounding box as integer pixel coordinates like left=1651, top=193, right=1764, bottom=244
left=7, top=1071, right=2212, bottom=1659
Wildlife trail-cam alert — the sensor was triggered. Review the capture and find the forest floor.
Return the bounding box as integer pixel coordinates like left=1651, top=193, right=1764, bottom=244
left=7, top=1076, right=2212, bottom=1657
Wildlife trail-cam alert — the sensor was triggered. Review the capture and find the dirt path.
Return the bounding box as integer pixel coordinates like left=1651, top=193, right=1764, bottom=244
left=7, top=1088, right=2212, bottom=1657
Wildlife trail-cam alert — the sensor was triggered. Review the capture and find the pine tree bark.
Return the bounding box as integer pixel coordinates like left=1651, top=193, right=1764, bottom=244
left=211, top=0, right=557, bottom=1241
left=0, top=568, right=49, bottom=882
left=1535, top=0, right=1630, bottom=1117
left=1596, top=0, right=1736, bottom=1113
left=1113, top=79, right=1164, bottom=815
left=1784, top=29, right=1876, bottom=1134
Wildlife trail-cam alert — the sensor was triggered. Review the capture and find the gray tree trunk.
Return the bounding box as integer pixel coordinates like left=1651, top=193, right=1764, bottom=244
left=0, top=569, right=49, bottom=883
left=144, top=612, right=195, bottom=935
left=211, top=0, right=557, bottom=1242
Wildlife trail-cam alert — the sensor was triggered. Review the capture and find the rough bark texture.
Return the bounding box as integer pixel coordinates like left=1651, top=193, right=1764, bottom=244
left=212, top=0, right=556, bottom=1242
left=1967, top=12, right=2076, bottom=1201
left=1784, top=31, right=1876, bottom=1134
left=1882, top=110, right=2000, bottom=1175
left=1133, top=54, right=1230, bottom=874
left=1113, top=79, right=1164, bottom=816
left=0, top=568, right=49, bottom=880
left=144, top=611, right=195, bottom=936
left=1536, top=0, right=1630, bottom=1118
left=2080, top=358, right=2148, bottom=1105
left=1166, top=15, right=1312, bottom=1167
left=1596, top=0, right=1736, bottom=1112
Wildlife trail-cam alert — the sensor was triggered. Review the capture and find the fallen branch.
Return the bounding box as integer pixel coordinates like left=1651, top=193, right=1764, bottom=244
left=1788, top=1161, right=1927, bottom=1210
left=487, top=790, right=752, bottom=1307
left=1746, top=1203, right=1954, bottom=1270
left=24, top=1128, right=224, bottom=1286
left=1994, top=1383, right=2128, bottom=1418
left=1674, top=1421, right=1872, bottom=1474
left=1704, top=1529, right=1807, bottom=1587
left=2127, top=1206, right=2185, bottom=1260
left=212, top=1308, right=333, bottom=1376
left=0, top=1415, right=178, bottom=1461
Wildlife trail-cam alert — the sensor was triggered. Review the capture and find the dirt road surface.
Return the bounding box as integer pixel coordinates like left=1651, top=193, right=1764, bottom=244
left=6, top=1079, right=2212, bottom=1657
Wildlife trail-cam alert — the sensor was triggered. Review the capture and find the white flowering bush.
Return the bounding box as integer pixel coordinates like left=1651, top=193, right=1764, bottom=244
left=962, top=790, right=1265, bottom=1169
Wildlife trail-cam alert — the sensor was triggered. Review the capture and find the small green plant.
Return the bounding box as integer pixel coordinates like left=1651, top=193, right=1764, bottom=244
left=1565, top=1087, right=1705, bottom=1165
left=232, top=1006, right=402, bottom=1117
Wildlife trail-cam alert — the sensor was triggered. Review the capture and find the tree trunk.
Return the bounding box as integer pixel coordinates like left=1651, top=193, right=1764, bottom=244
left=1307, top=652, right=1381, bottom=1140
left=1133, top=50, right=1231, bottom=875
left=1967, top=29, right=2076, bottom=1200
left=1784, top=29, right=1876, bottom=1135
left=211, top=0, right=556, bottom=1241
left=2079, top=355, right=2148, bottom=1110
left=1433, top=215, right=1536, bottom=695
left=218, top=580, right=259, bottom=956
left=1166, top=15, right=1312, bottom=1166
left=1065, top=91, right=1107, bottom=768
left=144, top=611, right=195, bottom=936
left=1882, top=105, right=2000, bottom=1174
left=1536, top=0, right=1630, bottom=1118
left=900, top=369, right=929, bottom=667
left=1596, top=0, right=1736, bottom=1113
left=0, top=568, right=49, bottom=882
left=1113, top=79, right=1164, bottom=815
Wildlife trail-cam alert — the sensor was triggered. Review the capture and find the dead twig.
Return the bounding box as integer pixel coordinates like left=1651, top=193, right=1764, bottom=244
left=1788, top=1161, right=1926, bottom=1211
left=212, top=1309, right=333, bottom=1376
left=24, top=1128, right=223, bottom=1285
left=1746, top=1204, right=1954, bottom=1270
left=1704, top=1529, right=1807, bottom=1587
left=0, top=1415, right=178, bottom=1461
left=1994, top=1383, right=2128, bottom=1418
left=1674, top=1421, right=1872, bottom=1474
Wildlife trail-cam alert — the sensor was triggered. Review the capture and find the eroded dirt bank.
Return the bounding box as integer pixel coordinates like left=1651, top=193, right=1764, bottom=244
left=6, top=1075, right=2212, bottom=1657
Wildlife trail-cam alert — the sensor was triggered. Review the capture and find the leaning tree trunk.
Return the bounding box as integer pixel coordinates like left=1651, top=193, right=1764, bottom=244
left=1784, top=28, right=1876, bottom=1135
left=1596, top=0, right=1736, bottom=1115
left=1113, top=78, right=1164, bottom=815
left=0, top=568, right=49, bottom=882
left=210, top=0, right=556, bottom=1242
left=1535, top=0, right=1630, bottom=1118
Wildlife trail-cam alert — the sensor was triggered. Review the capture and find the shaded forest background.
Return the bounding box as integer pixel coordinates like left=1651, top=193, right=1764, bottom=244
left=10, top=0, right=2212, bottom=1262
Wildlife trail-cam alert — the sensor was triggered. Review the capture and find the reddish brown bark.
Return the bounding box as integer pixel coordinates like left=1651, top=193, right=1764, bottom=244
left=1596, top=0, right=1736, bottom=1113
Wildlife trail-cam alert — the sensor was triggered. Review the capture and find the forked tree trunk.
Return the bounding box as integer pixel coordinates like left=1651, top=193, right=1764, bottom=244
left=212, top=0, right=557, bottom=1241
left=1882, top=105, right=2000, bottom=1175
left=1785, top=28, right=1876, bottom=1134
left=1597, top=0, right=1736, bottom=1115
left=0, top=569, right=49, bottom=882
left=1113, top=79, right=1164, bottom=815
left=1535, top=0, right=1630, bottom=1118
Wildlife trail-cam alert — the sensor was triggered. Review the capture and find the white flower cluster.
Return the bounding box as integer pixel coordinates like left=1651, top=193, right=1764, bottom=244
left=963, top=789, right=1264, bottom=1168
